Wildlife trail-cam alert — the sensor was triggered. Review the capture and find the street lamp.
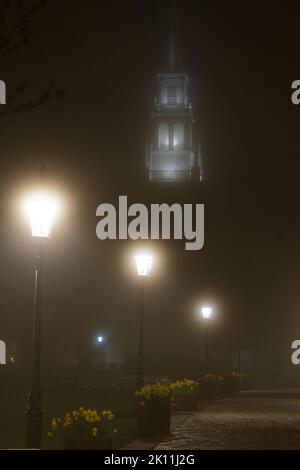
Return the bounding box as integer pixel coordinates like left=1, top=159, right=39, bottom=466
left=134, top=255, right=152, bottom=389
left=201, top=306, right=212, bottom=320
left=200, top=305, right=213, bottom=373
left=25, top=192, right=57, bottom=449
left=134, top=255, right=152, bottom=277
left=97, top=336, right=104, bottom=344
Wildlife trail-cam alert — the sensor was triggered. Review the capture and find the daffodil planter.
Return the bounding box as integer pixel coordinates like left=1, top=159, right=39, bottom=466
left=135, top=383, right=172, bottom=437
left=48, top=407, right=117, bottom=449
left=169, top=379, right=199, bottom=411
left=172, top=394, right=198, bottom=411
left=64, top=438, right=113, bottom=450
left=198, top=382, right=221, bottom=400
left=222, top=375, right=239, bottom=395
left=136, top=401, right=171, bottom=437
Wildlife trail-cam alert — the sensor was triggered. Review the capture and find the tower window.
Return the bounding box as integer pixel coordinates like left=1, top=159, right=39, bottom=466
left=159, top=122, right=169, bottom=150
left=167, top=84, right=177, bottom=106
left=173, top=122, right=184, bottom=150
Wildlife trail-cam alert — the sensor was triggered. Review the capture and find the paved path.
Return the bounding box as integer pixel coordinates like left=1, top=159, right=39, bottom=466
left=155, top=396, right=300, bottom=450
left=122, top=413, right=192, bottom=450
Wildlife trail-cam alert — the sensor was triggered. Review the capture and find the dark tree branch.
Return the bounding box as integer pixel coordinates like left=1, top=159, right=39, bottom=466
left=0, top=84, right=69, bottom=118
left=0, top=0, right=47, bottom=61
left=0, top=0, right=68, bottom=120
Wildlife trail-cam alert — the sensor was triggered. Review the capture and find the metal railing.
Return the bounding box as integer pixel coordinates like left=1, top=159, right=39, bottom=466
left=149, top=169, right=191, bottom=182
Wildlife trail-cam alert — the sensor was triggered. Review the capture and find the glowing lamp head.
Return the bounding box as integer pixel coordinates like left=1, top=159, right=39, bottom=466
left=134, top=255, right=153, bottom=277
left=97, top=336, right=103, bottom=344
left=26, top=193, right=57, bottom=238
left=201, top=306, right=213, bottom=319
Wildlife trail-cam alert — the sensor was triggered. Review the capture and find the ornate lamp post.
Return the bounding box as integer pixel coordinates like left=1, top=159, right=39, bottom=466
left=134, top=255, right=152, bottom=390
left=201, top=305, right=213, bottom=373
left=25, top=193, right=56, bottom=449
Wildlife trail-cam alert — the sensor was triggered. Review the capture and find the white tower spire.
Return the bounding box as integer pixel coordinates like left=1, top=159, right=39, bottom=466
left=168, top=6, right=176, bottom=71
left=146, top=0, right=203, bottom=182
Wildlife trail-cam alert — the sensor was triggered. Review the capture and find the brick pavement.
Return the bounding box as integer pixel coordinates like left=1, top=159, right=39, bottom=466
left=155, top=396, right=300, bottom=450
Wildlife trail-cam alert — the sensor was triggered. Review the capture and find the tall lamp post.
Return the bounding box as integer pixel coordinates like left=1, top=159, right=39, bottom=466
left=25, top=193, right=56, bottom=449
left=201, top=305, right=213, bottom=373
left=134, top=255, right=152, bottom=390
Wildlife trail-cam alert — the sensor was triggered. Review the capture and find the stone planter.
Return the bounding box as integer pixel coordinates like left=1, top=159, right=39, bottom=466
left=137, top=401, right=171, bottom=437
left=64, top=438, right=113, bottom=450
left=222, top=375, right=239, bottom=395
left=173, top=394, right=198, bottom=411
left=198, top=382, right=222, bottom=400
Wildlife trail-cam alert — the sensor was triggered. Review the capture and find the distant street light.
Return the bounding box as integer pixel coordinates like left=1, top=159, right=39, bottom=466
left=25, top=192, right=57, bottom=449
left=201, top=306, right=212, bottom=320
left=134, top=255, right=152, bottom=389
left=200, top=305, right=213, bottom=373
left=97, top=336, right=104, bottom=344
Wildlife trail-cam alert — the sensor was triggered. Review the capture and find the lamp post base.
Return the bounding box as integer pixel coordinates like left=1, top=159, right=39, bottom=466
left=136, top=368, right=144, bottom=390
left=25, top=391, right=43, bottom=449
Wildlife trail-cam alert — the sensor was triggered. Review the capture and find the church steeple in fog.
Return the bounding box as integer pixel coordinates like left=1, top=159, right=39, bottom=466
left=145, top=4, right=203, bottom=182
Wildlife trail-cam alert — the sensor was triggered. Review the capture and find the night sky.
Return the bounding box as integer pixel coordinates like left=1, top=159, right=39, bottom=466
left=1, top=0, right=300, bottom=378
